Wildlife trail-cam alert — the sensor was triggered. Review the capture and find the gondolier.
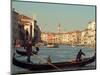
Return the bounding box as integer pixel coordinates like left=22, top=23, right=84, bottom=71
left=76, top=49, right=85, bottom=62
left=26, top=40, right=32, bottom=62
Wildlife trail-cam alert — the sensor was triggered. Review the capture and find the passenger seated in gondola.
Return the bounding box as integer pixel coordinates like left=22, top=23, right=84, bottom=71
left=35, top=46, right=39, bottom=55
left=47, top=56, right=52, bottom=63
left=76, top=49, right=85, bottom=62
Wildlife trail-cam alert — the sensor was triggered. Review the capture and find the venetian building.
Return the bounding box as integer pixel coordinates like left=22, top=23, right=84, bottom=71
left=32, top=20, right=41, bottom=45
left=87, top=20, right=96, bottom=47
left=41, top=32, right=48, bottom=43
left=12, top=9, right=20, bottom=43
left=81, top=20, right=96, bottom=47
left=67, top=31, right=81, bottom=45
left=87, top=21, right=95, bottom=31
left=81, top=29, right=89, bottom=45
left=18, top=14, right=34, bottom=39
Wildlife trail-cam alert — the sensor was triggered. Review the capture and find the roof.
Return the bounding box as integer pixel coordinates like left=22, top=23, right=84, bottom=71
left=19, top=15, right=32, bottom=20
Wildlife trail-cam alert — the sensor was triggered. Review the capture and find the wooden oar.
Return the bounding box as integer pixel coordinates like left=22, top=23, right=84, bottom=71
left=32, top=54, right=62, bottom=71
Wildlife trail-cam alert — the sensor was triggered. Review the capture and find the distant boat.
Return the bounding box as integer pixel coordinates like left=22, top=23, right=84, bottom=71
left=47, top=44, right=59, bottom=48
left=70, top=44, right=75, bottom=48
left=72, top=45, right=75, bottom=48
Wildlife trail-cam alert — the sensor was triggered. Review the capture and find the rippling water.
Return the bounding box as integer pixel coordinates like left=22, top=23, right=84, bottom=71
left=12, top=45, right=96, bottom=74
left=38, top=45, right=95, bottom=62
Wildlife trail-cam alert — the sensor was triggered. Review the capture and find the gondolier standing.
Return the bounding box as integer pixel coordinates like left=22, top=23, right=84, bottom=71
left=26, top=40, right=32, bottom=62
left=76, top=49, right=85, bottom=62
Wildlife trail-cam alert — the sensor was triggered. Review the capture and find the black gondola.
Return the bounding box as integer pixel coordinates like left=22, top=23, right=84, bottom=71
left=13, top=54, right=95, bottom=71
left=16, top=49, right=38, bottom=56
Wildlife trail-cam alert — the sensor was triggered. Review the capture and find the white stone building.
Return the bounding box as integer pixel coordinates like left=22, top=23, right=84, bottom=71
left=81, top=20, right=96, bottom=47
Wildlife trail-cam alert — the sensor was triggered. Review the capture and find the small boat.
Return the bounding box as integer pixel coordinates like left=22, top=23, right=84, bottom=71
left=13, top=55, right=95, bottom=71
left=16, top=49, right=38, bottom=56
left=47, top=44, right=59, bottom=48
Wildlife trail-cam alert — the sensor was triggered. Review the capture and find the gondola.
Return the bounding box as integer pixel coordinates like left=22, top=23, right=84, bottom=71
left=16, top=49, right=38, bottom=56
left=13, top=54, right=95, bottom=71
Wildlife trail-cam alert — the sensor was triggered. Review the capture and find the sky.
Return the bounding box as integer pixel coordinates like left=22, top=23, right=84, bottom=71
left=12, top=1, right=96, bottom=32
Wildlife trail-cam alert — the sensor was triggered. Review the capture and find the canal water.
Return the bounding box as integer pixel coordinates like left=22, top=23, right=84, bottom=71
left=12, top=45, right=96, bottom=74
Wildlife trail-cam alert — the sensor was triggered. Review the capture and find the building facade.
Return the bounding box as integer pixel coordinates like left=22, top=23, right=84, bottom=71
left=41, top=31, right=81, bottom=45
left=81, top=21, right=96, bottom=47
left=41, top=21, right=96, bottom=47
left=12, top=9, right=20, bottom=41
left=12, top=9, right=41, bottom=46
left=18, top=14, right=34, bottom=38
